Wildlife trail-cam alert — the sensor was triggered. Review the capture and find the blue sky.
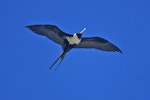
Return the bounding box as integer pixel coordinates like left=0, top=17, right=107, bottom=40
left=0, top=0, right=150, bottom=100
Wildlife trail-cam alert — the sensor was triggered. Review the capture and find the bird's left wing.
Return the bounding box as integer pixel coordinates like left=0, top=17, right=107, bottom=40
left=26, top=24, right=69, bottom=45
left=75, top=37, right=122, bottom=53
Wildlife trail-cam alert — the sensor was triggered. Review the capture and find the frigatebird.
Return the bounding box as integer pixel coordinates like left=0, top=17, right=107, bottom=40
left=26, top=24, right=122, bottom=70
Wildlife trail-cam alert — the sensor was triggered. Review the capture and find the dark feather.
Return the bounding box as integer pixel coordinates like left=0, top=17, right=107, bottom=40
left=26, top=24, right=69, bottom=45
left=75, top=37, right=122, bottom=53
left=49, top=51, right=67, bottom=70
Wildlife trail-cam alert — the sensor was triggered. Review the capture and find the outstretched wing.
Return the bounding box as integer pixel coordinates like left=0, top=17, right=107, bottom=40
left=75, top=37, right=122, bottom=53
left=26, top=24, right=69, bottom=45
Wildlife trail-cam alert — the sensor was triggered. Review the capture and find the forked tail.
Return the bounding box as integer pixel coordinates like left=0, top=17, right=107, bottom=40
left=49, top=51, right=67, bottom=70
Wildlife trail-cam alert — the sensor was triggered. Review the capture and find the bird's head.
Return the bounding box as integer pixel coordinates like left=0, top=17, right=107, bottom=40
left=76, top=28, right=86, bottom=39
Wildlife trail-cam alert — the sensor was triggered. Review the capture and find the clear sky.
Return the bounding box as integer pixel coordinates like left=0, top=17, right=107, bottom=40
left=0, top=0, right=150, bottom=100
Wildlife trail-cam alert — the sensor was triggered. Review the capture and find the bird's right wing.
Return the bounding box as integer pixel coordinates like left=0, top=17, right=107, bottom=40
left=26, top=24, right=70, bottom=45
left=75, top=37, right=122, bottom=53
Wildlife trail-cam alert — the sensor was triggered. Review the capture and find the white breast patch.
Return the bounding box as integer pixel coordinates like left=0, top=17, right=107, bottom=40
left=66, top=34, right=81, bottom=45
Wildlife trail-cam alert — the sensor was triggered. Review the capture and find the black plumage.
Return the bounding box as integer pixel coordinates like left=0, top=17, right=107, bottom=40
left=75, top=37, right=122, bottom=52
left=26, top=24, right=122, bottom=70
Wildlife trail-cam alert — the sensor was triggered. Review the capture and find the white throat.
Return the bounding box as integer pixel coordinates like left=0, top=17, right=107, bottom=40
left=66, top=33, right=81, bottom=45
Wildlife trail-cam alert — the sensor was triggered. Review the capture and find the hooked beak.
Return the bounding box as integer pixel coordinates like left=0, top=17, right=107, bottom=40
left=79, top=28, right=86, bottom=34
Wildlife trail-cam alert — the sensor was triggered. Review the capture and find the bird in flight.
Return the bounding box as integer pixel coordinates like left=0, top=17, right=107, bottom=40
left=26, top=24, right=122, bottom=70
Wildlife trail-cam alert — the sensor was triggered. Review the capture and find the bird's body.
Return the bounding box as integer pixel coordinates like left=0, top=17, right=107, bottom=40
left=66, top=34, right=81, bottom=45
left=26, top=24, right=122, bottom=70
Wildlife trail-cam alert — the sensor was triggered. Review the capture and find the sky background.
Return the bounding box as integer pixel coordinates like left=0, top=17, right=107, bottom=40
left=0, top=0, right=150, bottom=100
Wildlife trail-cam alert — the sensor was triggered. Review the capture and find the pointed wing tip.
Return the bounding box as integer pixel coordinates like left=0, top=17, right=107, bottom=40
left=117, top=50, right=123, bottom=54
left=25, top=25, right=29, bottom=28
left=25, top=25, right=36, bottom=34
left=25, top=25, right=34, bottom=31
left=105, top=50, right=122, bottom=53
left=25, top=25, right=44, bottom=35
left=25, top=25, right=35, bottom=29
left=113, top=48, right=122, bottom=54
left=109, top=43, right=122, bottom=54
left=119, top=50, right=123, bottom=54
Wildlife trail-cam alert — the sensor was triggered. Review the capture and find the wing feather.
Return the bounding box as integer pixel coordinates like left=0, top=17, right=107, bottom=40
left=75, top=37, right=122, bottom=53
left=26, top=24, right=69, bottom=45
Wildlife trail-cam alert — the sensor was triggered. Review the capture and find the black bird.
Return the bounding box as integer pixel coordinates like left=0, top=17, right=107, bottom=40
left=26, top=24, right=122, bottom=70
